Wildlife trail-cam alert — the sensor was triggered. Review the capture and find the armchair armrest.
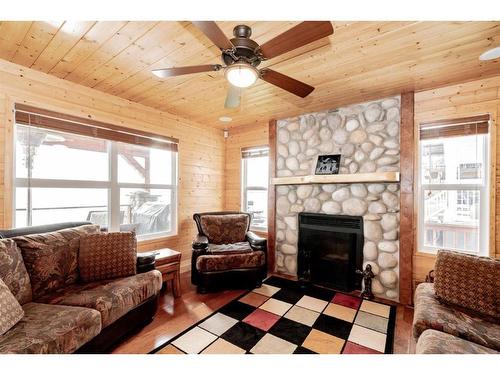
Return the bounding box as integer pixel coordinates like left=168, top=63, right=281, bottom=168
left=246, top=231, right=267, bottom=250
left=192, top=234, right=209, bottom=250
left=191, top=235, right=209, bottom=285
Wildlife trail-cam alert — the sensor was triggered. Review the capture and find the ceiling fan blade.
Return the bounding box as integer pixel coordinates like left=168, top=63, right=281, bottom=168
left=192, top=21, right=234, bottom=50
left=260, top=69, right=314, bottom=98
left=259, top=21, right=333, bottom=60
left=152, top=64, right=222, bottom=78
left=224, top=85, right=242, bottom=108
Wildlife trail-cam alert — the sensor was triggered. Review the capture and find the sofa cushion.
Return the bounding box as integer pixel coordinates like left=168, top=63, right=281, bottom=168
left=13, top=224, right=100, bottom=300
left=434, top=250, right=499, bottom=319
left=413, top=283, right=500, bottom=351
left=196, top=251, right=265, bottom=273
left=0, top=278, right=24, bottom=336
left=36, top=270, right=162, bottom=328
left=0, top=302, right=101, bottom=354
left=208, top=242, right=253, bottom=255
left=200, top=214, right=249, bottom=244
left=79, top=232, right=137, bottom=283
left=416, top=329, right=498, bottom=354
left=0, top=238, right=32, bottom=304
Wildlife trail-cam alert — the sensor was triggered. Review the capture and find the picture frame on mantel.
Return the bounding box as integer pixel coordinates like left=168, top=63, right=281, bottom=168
left=314, top=154, right=341, bottom=175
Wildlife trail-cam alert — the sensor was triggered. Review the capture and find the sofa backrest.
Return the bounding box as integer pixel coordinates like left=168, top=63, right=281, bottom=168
left=434, top=250, right=499, bottom=319
left=194, top=212, right=251, bottom=245
left=0, top=221, right=93, bottom=239
left=11, top=224, right=100, bottom=300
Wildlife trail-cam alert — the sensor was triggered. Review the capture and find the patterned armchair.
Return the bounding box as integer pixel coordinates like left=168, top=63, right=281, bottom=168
left=191, top=212, right=267, bottom=293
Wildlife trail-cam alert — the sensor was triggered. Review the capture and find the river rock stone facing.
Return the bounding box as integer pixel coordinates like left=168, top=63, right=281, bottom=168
left=275, top=96, right=400, bottom=301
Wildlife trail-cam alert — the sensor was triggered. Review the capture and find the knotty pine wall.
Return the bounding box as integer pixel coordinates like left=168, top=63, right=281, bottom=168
left=414, top=75, right=500, bottom=284
left=0, top=59, right=225, bottom=272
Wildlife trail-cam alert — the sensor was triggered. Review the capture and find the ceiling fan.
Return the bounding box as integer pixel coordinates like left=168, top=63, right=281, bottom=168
left=152, top=21, right=334, bottom=108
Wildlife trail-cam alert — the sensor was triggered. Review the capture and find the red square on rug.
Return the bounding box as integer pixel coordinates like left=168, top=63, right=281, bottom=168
left=342, top=341, right=381, bottom=354
left=331, top=293, right=362, bottom=309
left=243, top=309, right=281, bottom=331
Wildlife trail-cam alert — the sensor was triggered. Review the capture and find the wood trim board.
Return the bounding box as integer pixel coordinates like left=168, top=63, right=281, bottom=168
left=271, top=172, right=400, bottom=185
left=267, top=119, right=277, bottom=273
left=399, top=91, right=415, bottom=306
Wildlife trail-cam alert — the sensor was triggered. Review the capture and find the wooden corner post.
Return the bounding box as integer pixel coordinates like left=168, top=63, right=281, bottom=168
left=399, top=92, right=415, bottom=306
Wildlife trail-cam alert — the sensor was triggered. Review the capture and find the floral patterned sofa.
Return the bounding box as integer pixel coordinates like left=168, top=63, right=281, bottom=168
left=0, top=222, right=162, bottom=354
left=413, top=250, right=499, bottom=354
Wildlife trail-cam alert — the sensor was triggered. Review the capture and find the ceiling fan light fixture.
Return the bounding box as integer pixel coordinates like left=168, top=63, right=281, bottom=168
left=225, top=63, right=259, bottom=88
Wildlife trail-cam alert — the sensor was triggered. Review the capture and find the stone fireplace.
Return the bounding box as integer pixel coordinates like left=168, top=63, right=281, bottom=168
left=274, top=96, right=401, bottom=301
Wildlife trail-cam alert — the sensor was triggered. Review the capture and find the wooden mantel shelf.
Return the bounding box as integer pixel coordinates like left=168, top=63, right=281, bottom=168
left=271, top=172, right=400, bottom=185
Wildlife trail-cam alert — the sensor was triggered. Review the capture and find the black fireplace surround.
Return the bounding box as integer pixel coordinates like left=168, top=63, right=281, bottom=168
left=297, top=213, right=363, bottom=292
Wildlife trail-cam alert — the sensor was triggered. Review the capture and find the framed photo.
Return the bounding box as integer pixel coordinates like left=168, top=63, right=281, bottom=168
left=314, top=154, right=341, bottom=175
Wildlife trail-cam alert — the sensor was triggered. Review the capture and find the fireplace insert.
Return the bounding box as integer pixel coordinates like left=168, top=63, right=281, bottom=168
left=297, top=213, right=363, bottom=292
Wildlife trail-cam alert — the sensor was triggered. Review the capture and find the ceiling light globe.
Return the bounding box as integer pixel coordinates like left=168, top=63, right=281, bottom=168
left=479, top=46, right=500, bottom=61
left=225, top=63, right=259, bottom=88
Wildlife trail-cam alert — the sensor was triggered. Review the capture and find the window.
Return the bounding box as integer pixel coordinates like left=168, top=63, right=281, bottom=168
left=13, top=105, right=178, bottom=240
left=241, top=146, right=269, bottom=231
left=418, top=115, right=490, bottom=255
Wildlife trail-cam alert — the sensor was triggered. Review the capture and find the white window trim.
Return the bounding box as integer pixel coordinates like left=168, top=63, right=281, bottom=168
left=13, top=125, right=178, bottom=241
left=417, top=134, right=490, bottom=256
left=241, top=152, right=268, bottom=232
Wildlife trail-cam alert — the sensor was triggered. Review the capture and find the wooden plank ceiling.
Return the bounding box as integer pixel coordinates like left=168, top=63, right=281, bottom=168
left=0, top=21, right=499, bottom=129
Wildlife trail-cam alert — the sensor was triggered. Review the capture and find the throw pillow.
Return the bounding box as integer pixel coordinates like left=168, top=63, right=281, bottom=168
left=0, top=238, right=32, bottom=305
left=0, top=278, right=24, bottom=336
left=13, top=224, right=100, bottom=300
left=434, top=250, right=499, bottom=319
left=79, top=232, right=137, bottom=282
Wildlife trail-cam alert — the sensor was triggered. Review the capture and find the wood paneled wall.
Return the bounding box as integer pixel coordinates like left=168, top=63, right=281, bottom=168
left=0, top=59, right=225, bottom=272
left=414, top=74, right=500, bottom=284
left=224, top=123, right=269, bottom=212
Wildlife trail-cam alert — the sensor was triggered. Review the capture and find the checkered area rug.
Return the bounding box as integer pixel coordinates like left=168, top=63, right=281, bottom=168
left=151, top=276, right=396, bottom=354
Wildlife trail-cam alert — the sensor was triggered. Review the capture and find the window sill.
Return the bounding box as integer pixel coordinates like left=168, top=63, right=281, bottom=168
left=415, top=251, right=437, bottom=258
left=249, top=229, right=268, bottom=238
left=137, top=232, right=177, bottom=246
left=416, top=249, right=483, bottom=257
left=250, top=227, right=267, bottom=233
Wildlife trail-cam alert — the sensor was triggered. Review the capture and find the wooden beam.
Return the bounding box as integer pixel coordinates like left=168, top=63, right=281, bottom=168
left=399, top=91, right=415, bottom=306
left=271, top=172, right=400, bottom=185
left=267, top=119, right=277, bottom=273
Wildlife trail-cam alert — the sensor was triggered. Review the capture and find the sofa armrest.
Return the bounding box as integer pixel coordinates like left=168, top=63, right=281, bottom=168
left=192, top=234, right=209, bottom=250
left=246, top=231, right=267, bottom=250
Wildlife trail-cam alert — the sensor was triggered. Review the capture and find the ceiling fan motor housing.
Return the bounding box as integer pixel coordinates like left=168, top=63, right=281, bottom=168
left=222, top=25, right=262, bottom=67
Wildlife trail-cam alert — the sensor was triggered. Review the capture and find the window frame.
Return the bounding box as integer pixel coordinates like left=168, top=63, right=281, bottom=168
left=417, top=132, right=490, bottom=256
left=13, top=124, right=178, bottom=241
left=241, top=146, right=269, bottom=232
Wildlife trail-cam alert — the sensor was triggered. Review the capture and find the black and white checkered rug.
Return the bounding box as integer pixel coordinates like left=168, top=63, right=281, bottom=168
left=151, top=276, right=396, bottom=354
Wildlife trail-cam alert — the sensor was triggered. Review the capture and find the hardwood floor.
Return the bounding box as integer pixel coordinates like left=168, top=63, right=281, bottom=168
left=113, top=272, right=414, bottom=354
left=112, top=272, right=245, bottom=353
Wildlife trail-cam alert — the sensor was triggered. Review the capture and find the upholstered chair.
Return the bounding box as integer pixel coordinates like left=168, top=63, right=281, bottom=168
left=191, top=211, right=267, bottom=293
